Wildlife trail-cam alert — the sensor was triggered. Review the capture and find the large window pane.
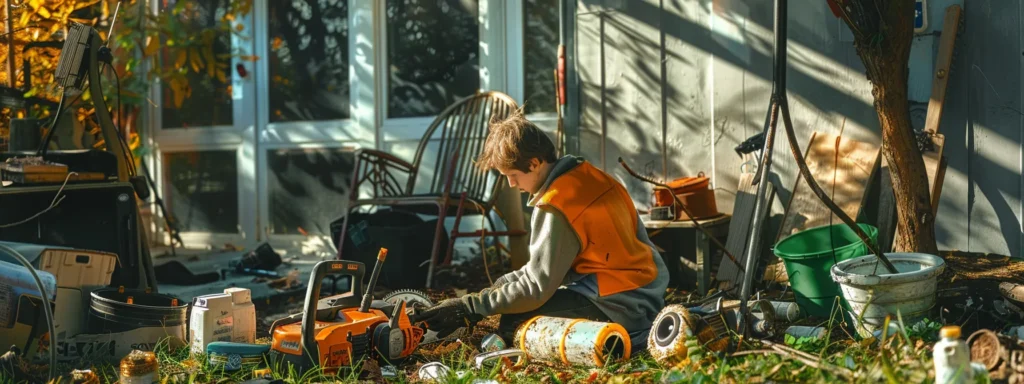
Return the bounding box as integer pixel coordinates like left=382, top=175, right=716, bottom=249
left=159, top=0, right=234, bottom=129
left=386, top=0, right=479, bottom=118
left=268, top=0, right=350, bottom=122
left=523, top=0, right=559, bottom=114
left=267, top=147, right=354, bottom=236
left=163, top=151, right=238, bottom=233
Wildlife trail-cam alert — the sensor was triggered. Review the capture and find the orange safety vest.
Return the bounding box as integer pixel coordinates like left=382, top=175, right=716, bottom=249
left=536, top=161, right=658, bottom=297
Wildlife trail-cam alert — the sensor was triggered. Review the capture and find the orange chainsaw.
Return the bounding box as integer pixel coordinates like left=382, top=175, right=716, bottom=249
left=269, top=248, right=425, bottom=374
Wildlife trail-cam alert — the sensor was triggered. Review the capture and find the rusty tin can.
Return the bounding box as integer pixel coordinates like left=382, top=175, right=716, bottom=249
left=70, top=369, right=100, bottom=384
left=119, top=350, right=159, bottom=384
left=481, top=333, right=507, bottom=352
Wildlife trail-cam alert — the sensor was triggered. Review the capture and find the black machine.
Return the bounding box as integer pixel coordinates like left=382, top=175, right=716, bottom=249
left=0, top=20, right=157, bottom=291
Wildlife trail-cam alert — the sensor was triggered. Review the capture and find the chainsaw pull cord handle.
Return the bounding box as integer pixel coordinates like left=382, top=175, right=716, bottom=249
left=360, top=248, right=388, bottom=313
left=299, top=259, right=367, bottom=363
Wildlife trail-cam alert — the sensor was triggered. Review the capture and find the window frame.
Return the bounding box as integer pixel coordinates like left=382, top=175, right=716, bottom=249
left=142, top=0, right=565, bottom=252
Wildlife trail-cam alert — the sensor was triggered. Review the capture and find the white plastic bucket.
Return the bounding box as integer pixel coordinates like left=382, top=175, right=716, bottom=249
left=830, top=252, right=945, bottom=338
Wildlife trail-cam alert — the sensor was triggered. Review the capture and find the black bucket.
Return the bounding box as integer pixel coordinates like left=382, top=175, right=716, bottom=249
left=88, top=288, right=188, bottom=333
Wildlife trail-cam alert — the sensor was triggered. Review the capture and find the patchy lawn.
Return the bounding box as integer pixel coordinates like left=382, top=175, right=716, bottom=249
left=5, top=251, right=1016, bottom=383
left=4, top=296, right=950, bottom=384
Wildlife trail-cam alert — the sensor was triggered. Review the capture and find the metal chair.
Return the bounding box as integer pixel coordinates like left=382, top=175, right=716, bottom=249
left=336, top=91, right=527, bottom=288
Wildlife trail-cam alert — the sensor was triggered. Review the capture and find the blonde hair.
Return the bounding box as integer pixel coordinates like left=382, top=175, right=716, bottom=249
left=475, top=107, right=556, bottom=173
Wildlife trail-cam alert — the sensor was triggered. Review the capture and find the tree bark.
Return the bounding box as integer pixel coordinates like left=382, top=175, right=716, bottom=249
left=839, top=0, right=938, bottom=254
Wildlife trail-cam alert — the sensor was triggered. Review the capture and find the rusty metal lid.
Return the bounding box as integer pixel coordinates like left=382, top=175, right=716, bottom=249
left=999, top=282, right=1024, bottom=306
left=966, top=329, right=1006, bottom=371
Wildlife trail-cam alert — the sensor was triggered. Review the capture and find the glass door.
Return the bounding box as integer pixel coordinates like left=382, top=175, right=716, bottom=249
left=149, top=0, right=258, bottom=250
left=251, top=0, right=368, bottom=257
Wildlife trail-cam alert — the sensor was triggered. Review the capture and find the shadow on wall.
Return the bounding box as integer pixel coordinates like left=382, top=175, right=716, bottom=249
left=575, top=0, right=1024, bottom=256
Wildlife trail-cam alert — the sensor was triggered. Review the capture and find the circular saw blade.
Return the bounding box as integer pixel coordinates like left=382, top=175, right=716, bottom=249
left=381, top=289, right=468, bottom=345
left=382, top=289, right=435, bottom=309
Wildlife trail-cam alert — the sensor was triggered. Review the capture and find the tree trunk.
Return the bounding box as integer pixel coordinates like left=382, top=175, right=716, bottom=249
left=841, top=0, right=939, bottom=254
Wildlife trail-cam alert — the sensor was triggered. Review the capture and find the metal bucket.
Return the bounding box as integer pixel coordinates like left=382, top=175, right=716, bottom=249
left=88, top=287, right=188, bottom=333
left=830, top=252, right=945, bottom=338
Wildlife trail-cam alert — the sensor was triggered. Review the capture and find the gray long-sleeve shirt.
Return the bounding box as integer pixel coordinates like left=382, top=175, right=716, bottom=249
left=461, top=155, right=669, bottom=348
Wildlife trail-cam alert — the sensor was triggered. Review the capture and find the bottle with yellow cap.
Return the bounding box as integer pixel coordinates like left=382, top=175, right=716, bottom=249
left=933, top=325, right=973, bottom=384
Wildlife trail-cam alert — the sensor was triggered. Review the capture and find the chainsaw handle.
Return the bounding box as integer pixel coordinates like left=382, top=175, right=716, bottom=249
left=299, top=260, right=366, bottom=361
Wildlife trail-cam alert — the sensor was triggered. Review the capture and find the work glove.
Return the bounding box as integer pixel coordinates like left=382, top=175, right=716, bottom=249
left=415, top=298, right=483, bottom=339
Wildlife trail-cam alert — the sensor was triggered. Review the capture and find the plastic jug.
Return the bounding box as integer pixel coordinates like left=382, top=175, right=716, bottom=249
left=189, top=288, right=256, bottom=354
left=933, top=325, right=972, bottom=384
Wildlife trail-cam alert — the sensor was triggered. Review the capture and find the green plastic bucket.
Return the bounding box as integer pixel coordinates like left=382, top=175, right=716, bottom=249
left=774, top=223, right=878, bottom=318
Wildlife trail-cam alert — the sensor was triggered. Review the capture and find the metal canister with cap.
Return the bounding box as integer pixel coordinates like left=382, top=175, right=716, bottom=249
left=119, top=350, right=159, bottom=384
left=480, top=333, right=507, bottom=352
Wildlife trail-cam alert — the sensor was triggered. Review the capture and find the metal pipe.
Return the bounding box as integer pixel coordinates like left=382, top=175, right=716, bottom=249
left=738, top=0, right=787, bottom=335
left=737, top=100, right=779, bottom=334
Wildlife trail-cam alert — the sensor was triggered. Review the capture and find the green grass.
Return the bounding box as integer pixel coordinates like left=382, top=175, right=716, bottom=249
left=0, top=295, right=983, bottom=384
left=1, top=318, right=982, bottom=384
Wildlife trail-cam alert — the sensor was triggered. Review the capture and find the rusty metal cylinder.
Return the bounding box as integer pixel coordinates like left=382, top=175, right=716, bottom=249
left=514, top=316, right=631, bottom=367
left=119, top=349, right=159, bottom=384
left=647, top=304, right=702, bottom=366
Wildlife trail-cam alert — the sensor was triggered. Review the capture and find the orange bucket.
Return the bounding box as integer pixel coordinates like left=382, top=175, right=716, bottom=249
left=651, top=172, right=719, bottom=220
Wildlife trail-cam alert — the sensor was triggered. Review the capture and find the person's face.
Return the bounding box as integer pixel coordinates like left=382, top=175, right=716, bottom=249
left=498, top=158, right=544, bottom=195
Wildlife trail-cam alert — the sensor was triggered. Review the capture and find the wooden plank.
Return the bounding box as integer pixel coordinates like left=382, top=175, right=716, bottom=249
left=923, top=5, right=962, bottom=136
left=932, top=156, right=947, bottom=216
left=775, top=131, right=882, bottom=242
left=716, top=172, right=775, bottom=291
left=926, top=134, right=946, bottom=213
left=641, top=213, right=731, bottom=229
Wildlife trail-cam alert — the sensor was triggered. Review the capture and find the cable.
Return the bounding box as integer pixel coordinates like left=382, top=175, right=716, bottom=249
left=0, top=172, right=77, bottom=228
left=0, top=26, right=49, bottom=40
left=101, top=62, right=137, bottom=177
left=0, top=243, right=56, bottom=382
left=35, top=91, right=67, bottom=155
left=34, top=84, right=86, bottom=156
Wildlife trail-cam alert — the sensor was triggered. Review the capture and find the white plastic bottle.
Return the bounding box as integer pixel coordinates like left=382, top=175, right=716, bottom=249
left=933, top=325, right=973, bottom=384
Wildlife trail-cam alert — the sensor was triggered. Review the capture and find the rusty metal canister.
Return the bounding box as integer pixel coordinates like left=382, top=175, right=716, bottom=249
left=70, top=369, right=100, bottom=384
left=119, top=350, right=159, bottom=384
left=647, top=304, right=701, bottom=366
left=514, top=316, right=631, bottom=367
left=480, top=333, right=507, bottom=352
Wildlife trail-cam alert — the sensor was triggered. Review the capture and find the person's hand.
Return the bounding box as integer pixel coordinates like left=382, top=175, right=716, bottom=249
left=414, top=298, right=482, bottom=338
